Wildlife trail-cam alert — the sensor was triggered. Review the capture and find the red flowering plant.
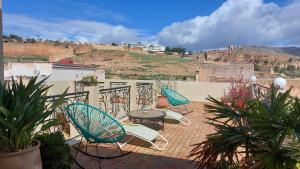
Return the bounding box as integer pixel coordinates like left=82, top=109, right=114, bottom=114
left=221, top=78, right=253, bottom=109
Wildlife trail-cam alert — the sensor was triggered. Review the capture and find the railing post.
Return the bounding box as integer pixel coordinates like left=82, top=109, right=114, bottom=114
left=84, top=86, right=99, bottom=107
left=129, top=81, right=137, bottom=111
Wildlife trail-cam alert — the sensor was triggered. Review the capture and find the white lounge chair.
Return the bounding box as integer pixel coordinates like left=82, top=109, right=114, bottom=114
left=148, top=106, right=190, bottom=125
left=118, top=123, right=168, bottom=151
left=162, top=109, right=190, bottom=125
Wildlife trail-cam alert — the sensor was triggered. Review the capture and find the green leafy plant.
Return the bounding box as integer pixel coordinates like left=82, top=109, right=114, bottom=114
left=81, top=76, right=99, bottom=86
left=189, top=84, right=300, bottom=169
left=35, top=132, right=73, bottom=169
left=213, top=160, right=240, bottom=169
left=0, top=76, right=66, bottom=153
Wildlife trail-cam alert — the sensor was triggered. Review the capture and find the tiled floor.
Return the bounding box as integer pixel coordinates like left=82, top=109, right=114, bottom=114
left=71, top=102, right=214, bottom=169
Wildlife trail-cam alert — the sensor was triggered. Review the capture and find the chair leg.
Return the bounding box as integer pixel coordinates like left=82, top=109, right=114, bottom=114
left=95, top=144, right=102, bottom=169
left=171, top=105, right=193, bottom=115
left=72, top=137, right=87, bottom=169
left=73, top=142, right=131, bottom=159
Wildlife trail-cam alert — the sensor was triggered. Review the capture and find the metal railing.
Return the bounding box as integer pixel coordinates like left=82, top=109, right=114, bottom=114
left=45, top=91, right=89, bottom=140
left=74, top=81, right=104, bottom=93
left=110, top=82, right=128, bottom=88
left=252, top=83, right=270, bottom=99
left=136, top=82, right=153, bottom=108
left=99, top=86, right=130, bottom=119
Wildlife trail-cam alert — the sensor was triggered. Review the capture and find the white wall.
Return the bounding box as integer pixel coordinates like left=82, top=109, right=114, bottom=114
left=48, top=68, right=96, bottom=82
left=174, top=81, right=230, bottom=101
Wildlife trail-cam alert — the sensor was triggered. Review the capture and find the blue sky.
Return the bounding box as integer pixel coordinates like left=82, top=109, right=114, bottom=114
left=3, top=0, right=300, bottom=50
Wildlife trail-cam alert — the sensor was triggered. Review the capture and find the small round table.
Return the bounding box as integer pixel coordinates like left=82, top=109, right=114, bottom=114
left=128, top=109, right=166, bottom=130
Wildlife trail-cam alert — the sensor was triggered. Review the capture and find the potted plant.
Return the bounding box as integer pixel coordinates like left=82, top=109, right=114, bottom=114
left=189, top=84, right=300, bottom=169
left=0, top=77, right=66, bottom=169
left=35, top=132, right=73, bottom=169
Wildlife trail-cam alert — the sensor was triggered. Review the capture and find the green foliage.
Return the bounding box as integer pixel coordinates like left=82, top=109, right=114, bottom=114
left=287, top=65, right=296, bottom=71
left=278, top=65, right=300, bottom=77
left=129, top=52, right=192, bottom=63
left=189, top=85, right=300, bottom=169
left=0, top=77, right=67, bottom=153
left=254, top=64, right=262, bottom=71
left=4, top=55, right=49, bottom=62
left=81, top=76, right=99, bottom=86
left=213, top=160, right=240, bottom=169
left=35, top=132, right=73, bottom=169
left=165, top=46, right=186, bottom=54
left=4, top=34, right=23, bottom=42
left=274, top=65, right=280, bottom=72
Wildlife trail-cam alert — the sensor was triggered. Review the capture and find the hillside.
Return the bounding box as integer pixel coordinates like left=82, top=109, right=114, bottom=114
left=4, top=41, right=300, bottom=79
left=73, top=49, right=198, bottom=80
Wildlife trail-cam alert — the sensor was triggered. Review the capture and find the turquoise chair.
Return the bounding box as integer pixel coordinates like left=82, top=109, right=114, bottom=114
left=66, top=102, right=131, bottom=169
left=161, top=85, right=193, bottom=115
left=66, top=102, right=168, bottom=168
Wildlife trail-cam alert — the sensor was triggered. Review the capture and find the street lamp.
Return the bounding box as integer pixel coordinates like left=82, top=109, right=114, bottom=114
left=273, top=77, right=286, bottom=90
left=250, top=75, right=257, bottom=83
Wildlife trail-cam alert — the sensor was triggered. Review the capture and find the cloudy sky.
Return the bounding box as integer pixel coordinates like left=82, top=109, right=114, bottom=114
left=4, top=0, right=300, bottom=50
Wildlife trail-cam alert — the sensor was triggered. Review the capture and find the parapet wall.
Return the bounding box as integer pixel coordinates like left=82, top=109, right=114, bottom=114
left=198, top=63, right=254, bottom=82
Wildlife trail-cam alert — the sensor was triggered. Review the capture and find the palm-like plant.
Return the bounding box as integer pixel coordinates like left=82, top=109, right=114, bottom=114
left=0, top=77, right=66, bottom=153
left=189, top=84, right=300, bottom=169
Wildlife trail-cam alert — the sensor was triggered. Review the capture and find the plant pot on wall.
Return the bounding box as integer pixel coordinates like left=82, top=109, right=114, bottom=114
left=156, top=95, right=169, bottom=109
left=0, top=141, right=42, bottom=169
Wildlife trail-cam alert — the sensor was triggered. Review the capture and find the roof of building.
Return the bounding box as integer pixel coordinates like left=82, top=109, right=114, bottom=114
left=52, top=63, right=99, bottom=70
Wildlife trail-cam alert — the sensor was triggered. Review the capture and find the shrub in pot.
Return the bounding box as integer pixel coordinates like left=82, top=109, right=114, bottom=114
left=0, top=77, right=66, bottom=169
left=35, top=132, right=73, bottom=169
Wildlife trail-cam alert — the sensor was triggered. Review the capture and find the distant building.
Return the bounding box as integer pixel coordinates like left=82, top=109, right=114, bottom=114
left=143, top=45, right=166, bottom=52
left=5, top=62, right=52, bottom=81
left=49, top=63, right=105, bottom=81
left=4, top=61, right=105, bottom=82
left=121, top=42, right=166, bottom=53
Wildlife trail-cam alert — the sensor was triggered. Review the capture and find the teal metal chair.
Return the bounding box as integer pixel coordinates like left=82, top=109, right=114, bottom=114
left=161, top=85, right=193, bottom=115
left=66, top=102, right=131, bottom=169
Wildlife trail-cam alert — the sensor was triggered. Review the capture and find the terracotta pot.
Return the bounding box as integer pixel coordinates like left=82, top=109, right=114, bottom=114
left=156, top=95, right=169, bottom=108
left=0, top=141, right=42, bottom=169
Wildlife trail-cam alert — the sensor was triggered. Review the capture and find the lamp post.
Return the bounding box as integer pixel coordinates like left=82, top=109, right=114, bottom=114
left=250, top=75, right=257, bottom=97
left=0, top=0, right=3, bottom=83
left=195, top=67, right=199, bottom=81
left=250, top=75, right=257, bottom=84
left=273, top=77, right=286, bottom=92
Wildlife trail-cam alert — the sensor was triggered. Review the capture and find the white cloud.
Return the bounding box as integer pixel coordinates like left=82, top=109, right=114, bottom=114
left=4, top=14, right=140, bottom=43
left=157, top=0, right=300, bottom=50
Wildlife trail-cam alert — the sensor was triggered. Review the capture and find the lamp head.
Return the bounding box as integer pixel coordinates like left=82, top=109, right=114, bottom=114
left=250, top=75, right=257, bottom=82
left=273, top=77, right=287, bottom=89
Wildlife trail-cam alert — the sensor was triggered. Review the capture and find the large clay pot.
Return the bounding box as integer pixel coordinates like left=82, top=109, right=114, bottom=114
left=0, top=141, right=43, bottom=169
left=156, top=95, right=169, bottom=108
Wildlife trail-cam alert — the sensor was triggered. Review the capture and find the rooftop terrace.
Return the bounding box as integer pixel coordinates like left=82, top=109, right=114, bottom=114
left=71, top=102, right=212, bottom=169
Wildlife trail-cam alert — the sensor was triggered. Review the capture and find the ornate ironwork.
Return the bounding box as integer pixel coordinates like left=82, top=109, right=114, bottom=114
left=136, top=82, right=153, bottom=108
left=110, top=82, right=128, bottom=88
left=252, top=83, right=270, bottom=99
left=99, top=86, right=130, bottom=119
left=74, top=81, right=104, bottom=93
left=46, top=91, right=89, bottom=140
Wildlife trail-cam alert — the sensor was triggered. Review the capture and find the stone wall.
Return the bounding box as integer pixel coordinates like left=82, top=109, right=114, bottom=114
left=198, top=63, right=254, bottom=82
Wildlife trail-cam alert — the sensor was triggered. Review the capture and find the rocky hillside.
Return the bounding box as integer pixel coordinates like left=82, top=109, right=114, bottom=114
left=4, top=39, right=300, bottom=79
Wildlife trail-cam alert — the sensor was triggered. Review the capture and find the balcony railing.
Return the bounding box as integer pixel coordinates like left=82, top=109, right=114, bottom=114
left=136, top=82, right=153, bottom=108
left=253, top=83, right=270, bottom=98
left=46, top=91, right=89, bottom=140
left=74, top=81, right=104, bottom=93
left=110, top=81, right=128, bottom=88
left=98, top=86, right=130, bottom=119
